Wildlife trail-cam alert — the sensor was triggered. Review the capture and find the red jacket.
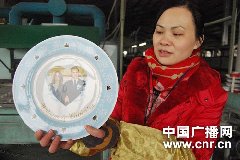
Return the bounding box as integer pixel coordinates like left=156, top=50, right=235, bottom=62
left=111, top=57, right=228, bottom=160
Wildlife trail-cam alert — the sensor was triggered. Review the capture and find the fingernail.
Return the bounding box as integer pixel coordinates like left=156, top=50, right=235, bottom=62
left=48, top=148, right=55, bottom=154
left=49, top=129, right=55, bottom=134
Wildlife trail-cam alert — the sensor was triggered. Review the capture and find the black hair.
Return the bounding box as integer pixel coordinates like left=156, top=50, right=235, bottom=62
left=155, top=0, right=204, bottom=42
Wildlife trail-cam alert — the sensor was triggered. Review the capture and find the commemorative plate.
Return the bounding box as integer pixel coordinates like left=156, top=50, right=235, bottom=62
left=13, top=35, right=118, bottom=140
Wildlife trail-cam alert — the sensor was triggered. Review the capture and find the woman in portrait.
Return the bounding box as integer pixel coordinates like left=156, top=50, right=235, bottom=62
left=49, top=71, right=65, bottom=105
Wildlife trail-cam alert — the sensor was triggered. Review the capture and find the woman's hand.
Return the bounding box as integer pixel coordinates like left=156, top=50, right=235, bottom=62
left=34, top=126, right=105, bottom=153
left=80, top=125, right=107, bottom=148
left=84, top=125, right=105, bottom=138
left=34, top=130, right=74, bottom=153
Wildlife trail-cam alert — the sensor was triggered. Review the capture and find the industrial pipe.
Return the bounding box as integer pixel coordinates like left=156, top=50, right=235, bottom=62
left=9, top=1, right=105, bottom=40
left=9, top=2, right=50, bottom=24
left=228, top=0, right=237, bottom=73
left=235, top=20, right=240, bottom=72
left=67, top=4, right=105, bottom=40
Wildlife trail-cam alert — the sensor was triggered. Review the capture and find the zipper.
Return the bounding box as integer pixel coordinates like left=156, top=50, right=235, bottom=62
left=143, top=62, right=194, bottom=125
left=144, top=68, right=153, bottom=125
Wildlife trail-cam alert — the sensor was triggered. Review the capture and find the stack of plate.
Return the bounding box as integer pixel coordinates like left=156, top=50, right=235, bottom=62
left=223, top=73, right=240, bottom=93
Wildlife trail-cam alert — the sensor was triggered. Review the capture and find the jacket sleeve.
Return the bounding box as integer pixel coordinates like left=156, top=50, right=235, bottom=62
left=111, top=121, right=196, bottom=160
left=70, top=118, right=120, bottom=156
left=183, top=84, right=228, bottom=160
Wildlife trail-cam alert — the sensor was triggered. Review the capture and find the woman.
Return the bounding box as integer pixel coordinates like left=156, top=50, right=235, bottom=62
left=49, top=71, right=65, bottom=104
left=35, top=1, right=228, bottom=159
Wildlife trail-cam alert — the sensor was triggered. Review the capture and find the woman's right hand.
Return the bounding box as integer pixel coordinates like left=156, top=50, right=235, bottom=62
left=34, top=130, right=75, bottom=153
left=35, top=118, right=119, bottom=154
left=34, top=127, right=105, bottom=153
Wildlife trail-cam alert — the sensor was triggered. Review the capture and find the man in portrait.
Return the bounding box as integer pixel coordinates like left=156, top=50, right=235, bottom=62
left=63, top=66, right=86, bottom=105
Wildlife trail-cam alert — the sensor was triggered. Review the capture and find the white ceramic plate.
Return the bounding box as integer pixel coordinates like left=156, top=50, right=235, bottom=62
left=13, top=35, right=118, bottom=140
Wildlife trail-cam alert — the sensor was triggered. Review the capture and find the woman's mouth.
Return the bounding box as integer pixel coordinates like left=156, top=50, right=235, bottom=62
left=157, top=50, right=173, bottom=57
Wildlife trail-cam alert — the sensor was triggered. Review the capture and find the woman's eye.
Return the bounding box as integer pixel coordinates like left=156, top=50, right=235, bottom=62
left=155, top=30, right=163, bottom=34
left=173, top=33, right=183, bottom=36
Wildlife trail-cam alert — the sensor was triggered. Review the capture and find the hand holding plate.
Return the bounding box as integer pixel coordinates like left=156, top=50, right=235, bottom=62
left=34, top=130, right=75, bottom=153
left=84, top=125, right=105, bottom=138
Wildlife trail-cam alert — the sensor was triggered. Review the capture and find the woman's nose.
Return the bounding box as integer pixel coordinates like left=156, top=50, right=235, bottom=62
left=159, top=34, right=171, bottom=46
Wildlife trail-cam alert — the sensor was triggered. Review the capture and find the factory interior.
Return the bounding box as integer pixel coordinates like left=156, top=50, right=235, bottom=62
left=0, top=0, right=240, bottom=159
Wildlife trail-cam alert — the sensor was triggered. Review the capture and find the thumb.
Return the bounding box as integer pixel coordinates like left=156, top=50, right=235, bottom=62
left=84, top=125, right=105, bottom=138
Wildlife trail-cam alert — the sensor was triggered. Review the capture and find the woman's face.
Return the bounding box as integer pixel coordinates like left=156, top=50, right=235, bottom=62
left=153, top=7, right=201, bottom=65
left=55, top=72, right=61, bottom=82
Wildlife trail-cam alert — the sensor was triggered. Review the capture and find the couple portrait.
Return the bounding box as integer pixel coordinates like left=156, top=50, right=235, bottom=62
left=49, top=66, right=86, bottom=106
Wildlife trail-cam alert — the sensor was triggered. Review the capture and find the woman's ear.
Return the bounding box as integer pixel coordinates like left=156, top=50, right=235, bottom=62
left=194, top=35, right=204, bottom=49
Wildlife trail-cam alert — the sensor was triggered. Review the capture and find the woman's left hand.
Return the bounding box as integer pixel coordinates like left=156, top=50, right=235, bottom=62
left=84, top=125, right=106, bottom=138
